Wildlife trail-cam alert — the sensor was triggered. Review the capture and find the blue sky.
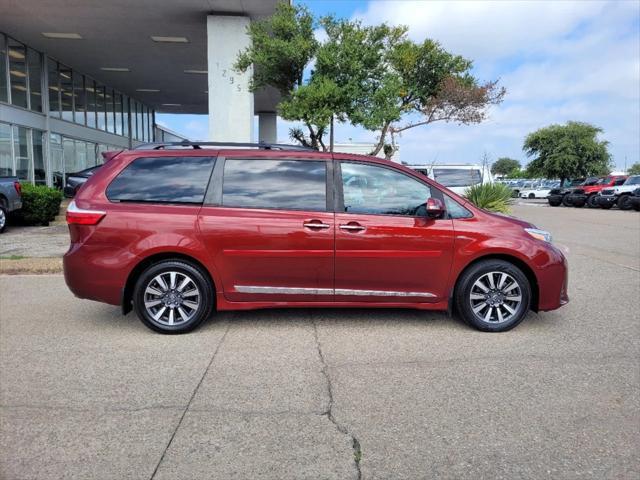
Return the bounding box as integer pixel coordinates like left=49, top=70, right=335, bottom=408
left=157, top=0, right=640, bottom=170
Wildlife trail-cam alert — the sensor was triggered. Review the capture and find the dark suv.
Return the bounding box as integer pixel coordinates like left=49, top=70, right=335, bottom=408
left=63, top=142, right=568, bottom=334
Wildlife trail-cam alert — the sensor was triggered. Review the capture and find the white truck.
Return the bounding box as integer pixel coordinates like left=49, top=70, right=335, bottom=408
left=406, top=163, right=493, bottom=196
left=595, top=175, right=640, bottom=210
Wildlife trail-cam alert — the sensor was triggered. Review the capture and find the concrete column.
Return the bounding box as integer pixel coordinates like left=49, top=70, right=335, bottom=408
left=258, top=112, right=277, bottom=144
left=207, top=15, right=254, bottom=142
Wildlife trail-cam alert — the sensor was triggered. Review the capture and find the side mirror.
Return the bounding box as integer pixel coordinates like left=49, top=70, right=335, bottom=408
left=426, top=197, right=445, bottom=218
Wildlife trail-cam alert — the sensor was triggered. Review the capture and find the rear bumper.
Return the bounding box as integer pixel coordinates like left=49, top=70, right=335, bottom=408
left=63, top=242, right=134, bottom=306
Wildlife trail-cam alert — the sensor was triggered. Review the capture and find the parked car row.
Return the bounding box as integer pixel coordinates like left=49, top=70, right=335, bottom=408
left=547, top=175, right=640, bottom=211
left=0, top=176, right=22, bottom=234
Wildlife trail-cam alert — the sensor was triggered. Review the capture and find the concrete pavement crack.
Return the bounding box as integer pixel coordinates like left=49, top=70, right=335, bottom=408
left=312, top=317, right=362, bottom=480
left=149, top=321, right=231, bottom=480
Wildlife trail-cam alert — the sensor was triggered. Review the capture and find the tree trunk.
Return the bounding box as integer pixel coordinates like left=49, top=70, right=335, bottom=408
left=369, top=122, right=391, bottom=156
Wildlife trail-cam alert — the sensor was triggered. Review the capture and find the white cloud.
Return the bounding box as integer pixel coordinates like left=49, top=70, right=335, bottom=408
left=350, top=0, right=640, bottom=170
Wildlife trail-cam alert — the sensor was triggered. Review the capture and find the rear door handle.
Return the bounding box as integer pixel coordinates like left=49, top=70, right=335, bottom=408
left=339, top=224, right=366, bottom=232
left=303, top=220, right=331, bottom=229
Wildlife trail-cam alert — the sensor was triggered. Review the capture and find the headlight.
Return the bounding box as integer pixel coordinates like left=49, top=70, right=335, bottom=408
left=525, top=227, right=553, bottom=243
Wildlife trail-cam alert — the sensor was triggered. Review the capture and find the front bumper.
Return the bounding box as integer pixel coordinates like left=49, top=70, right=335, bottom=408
left=595, top=195, right=617, bottom=207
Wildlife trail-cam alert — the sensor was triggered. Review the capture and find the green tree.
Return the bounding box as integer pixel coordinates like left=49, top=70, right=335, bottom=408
left=523, top=122, right=612, bottom=185
left=491, top=157, right=521, bottom=176
left=235, top=4, right=505, bottom=153
left=627, top=162, right=640, bottom=175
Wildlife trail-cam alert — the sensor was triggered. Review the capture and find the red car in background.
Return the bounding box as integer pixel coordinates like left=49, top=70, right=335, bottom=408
left=565, top=175, right=628, bottom=208
left=63, top=142, right=568, bottom=334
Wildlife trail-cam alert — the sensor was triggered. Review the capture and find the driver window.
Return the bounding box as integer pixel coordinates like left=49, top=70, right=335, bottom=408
left=341, top=162, right=432, bottom=216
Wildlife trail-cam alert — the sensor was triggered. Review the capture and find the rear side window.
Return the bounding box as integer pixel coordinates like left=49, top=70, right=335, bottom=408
left=222, top=159, right=327, bottom=211
left=107, top=156, right=215, bottom=204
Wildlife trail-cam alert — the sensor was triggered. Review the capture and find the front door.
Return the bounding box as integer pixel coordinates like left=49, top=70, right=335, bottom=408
left=197, top=155, right=334, bottom=302
left=334, top=161, right=454, bottom=302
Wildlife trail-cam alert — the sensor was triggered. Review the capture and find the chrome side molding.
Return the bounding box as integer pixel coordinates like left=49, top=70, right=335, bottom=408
left=234, top=285, right=436, bottom=298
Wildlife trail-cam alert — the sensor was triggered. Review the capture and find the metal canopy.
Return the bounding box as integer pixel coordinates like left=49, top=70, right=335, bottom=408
left=0, top=0, right=280, bottom=114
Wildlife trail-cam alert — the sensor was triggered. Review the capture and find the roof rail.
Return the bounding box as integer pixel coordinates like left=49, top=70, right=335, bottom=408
left=133, top=140, right=316, bottom=151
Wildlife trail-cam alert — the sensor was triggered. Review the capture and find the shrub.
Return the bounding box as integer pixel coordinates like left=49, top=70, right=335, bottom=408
left=19, top=184, right=63, bottom=226
left=464, top=183, right=514, bottom=214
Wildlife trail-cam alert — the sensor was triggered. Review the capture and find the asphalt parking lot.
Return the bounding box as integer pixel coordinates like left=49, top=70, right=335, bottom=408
left=1, top=203, right=639, bottom=480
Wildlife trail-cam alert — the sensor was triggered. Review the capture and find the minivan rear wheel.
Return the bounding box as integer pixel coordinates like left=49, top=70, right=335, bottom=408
left=133, top=260, right=214, bottom=334
left=455, top=259, right=531, bottom=332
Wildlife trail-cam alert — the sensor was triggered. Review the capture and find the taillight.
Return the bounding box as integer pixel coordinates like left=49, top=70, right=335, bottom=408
left=14, top=181, right=21, bottom=196
left=66, top=200, right=106, bottom=225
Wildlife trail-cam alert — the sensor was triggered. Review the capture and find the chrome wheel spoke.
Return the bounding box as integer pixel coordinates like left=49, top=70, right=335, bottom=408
left=168, top=308, right=175, bottom=325
left=182, top=289, right=199, bottom=298
left=183, top=299, right=199, bottom=310
left=470, top=293, right=486, bottom=300
left=502, top=303, right=516, bottom=315
left=177, top=277, right=191, bottom=292
left=155, top=275, right=168, bottom=291
left=152, top=306, right=167, bottom=321
left=177, top=307, right=189, bottom=322
left=506, top=294, right=522, bottom=302
left=497, top=273, right=507, bottom=289
left=484, top=306, right=494, bottom=322
left=169, top=272, right=177, bottom=289
left=472, top=302, right=488, bottom=315
left=486, top=273, right=496, bottom=289
left=496, top=306, right=504, bottom=323
left=474, top=279, right=490, bottom=293
left=145, top=299, right=162, bottom=308
left=146, top=286, right=164, bottom=296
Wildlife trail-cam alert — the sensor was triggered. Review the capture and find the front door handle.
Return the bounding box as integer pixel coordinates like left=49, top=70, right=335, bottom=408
left=303, top=220, right=331, bottom=229
left=339, top=224, right=366, bottom=232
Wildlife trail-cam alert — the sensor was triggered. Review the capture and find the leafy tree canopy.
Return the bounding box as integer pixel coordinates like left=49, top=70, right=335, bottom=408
left=491, top=157, right=521, bottom=176
left=523, top=121, right=612, bottom=184
left=627, top=162, right=640, bottom=175
left=235, top=3, right=505, bottom=154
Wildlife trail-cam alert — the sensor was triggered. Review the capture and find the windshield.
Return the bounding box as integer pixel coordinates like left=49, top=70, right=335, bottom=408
left=624, top=176, right=640, bottom=185
left=433, top=168, right=482, bottom=187
left=583, top=177, right=600, bottom=186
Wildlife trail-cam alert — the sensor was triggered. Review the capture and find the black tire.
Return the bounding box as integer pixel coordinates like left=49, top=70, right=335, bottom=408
left=455, top=259, right=531, bottom=332
left=600, top=203, right=613, bottom=210
left=133, top=260, right=214, bottom=334
left=617, top=195, right=631, bottom=211
left=548, top=199, right=561, bottom=207
left=0, top=205, right=6, bottom=234
left=573, top=199, right=585, bottom=208
left=586, top=194, right=599, bottom=208
left=528, top=193, right=535, bottom=199
left=562, top=194, right=573, bottom=207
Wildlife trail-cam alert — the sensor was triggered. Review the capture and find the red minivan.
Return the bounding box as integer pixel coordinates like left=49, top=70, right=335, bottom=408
left=63, top=142, right=568, bottom=334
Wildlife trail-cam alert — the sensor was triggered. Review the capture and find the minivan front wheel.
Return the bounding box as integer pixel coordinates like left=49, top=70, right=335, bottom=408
left=133, top=260, right=214, bottom=334
left=455, top=260, right=531, bottom=332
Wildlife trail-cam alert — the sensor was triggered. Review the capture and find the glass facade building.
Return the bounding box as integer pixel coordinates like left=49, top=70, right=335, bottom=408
left=0, top=31, right=158, bottom=187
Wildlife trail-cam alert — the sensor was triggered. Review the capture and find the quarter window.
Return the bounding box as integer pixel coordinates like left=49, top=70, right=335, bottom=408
left=107, top=156, right=215, bottom=204
left=341, top=162, right=432, bottom=216
left=222, top=159, right=327, bottom=211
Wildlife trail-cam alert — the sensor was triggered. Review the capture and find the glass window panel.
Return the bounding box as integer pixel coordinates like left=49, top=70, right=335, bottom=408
left=27, top=48, right=42, bottom=112
left=47, top=58, right=60, bottom=118
left=13, top=125, right=30, bottom=182
left=73, top=73, right=85, bottom=124
left=141, top=105, right=147, bottom=141
left=432, top=168, right=482, bottom=188
left=63, top=138, right=76, bottom=180
left=114, top=93, right=123, bottom=136
left=340, top=162, right=432, bottom=216
left=150, top=110, right=155, bottom=141
left=95, top=84, right=106, bottom=130
left=1, top=35, right=8, bottom=103
left=50, top=133, right=64, bottom=189
left=107, top=156, right=215, bottom=204
left=59, top=65, right=73, bottom=121
left=0, top=123, right=12, bottom=176
left=8, top=38, right=28, bottom=109
left=223, top=159, right=327, bottom=211
left=129, top=98, right=137, bottom=139
left=137, top=102, right=143, bottom=141
left=33, top=129, right=45, bottom=184
left=85, top=80, right=96, bottom=128
left=105, top=89, right=114, bottom=133
left=122, top=96, right=129, bottom=137
left=444, top=195, right=472, bottom=219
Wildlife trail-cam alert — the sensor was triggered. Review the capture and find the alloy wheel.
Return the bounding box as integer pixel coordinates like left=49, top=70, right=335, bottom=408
left=143, top=271, right=200, bottom=326
left=469, top=271, right=523, bottom=324
left=0, top=208, right=5, bottom=230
